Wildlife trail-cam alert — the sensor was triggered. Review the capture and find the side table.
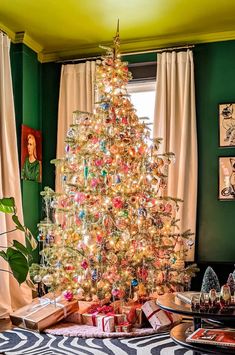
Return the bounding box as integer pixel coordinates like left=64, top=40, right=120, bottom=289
left=157, top=293, right=235, bottom=355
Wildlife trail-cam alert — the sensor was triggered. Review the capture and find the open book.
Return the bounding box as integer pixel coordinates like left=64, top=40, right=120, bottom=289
left=186, top=328, right=235, bottom=348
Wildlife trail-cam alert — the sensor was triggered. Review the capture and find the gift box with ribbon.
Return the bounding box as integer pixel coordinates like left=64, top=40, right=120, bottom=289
left=82, top=304, right=115, bottom=327
left=97, top=315, right=115, bottom=332
left=10, top=293, right=79, bottom=331
left=141, top=300, right=181, bottom=330
left=115, top=322, right=132, bottom=333
left=121, top=304, right=142, bottom=328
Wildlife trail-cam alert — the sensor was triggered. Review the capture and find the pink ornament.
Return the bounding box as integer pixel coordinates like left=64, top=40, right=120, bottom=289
left=92, top=137, right=99, bottom=144
left=111, top=288, right=119, bottom=297
left=164, top=203, right=172, bottom=213
left=63, top=290, right=74, bottom=301
left=121, top=163, right=129, bottom=173
left=91, top=178, right=99, bottom=188
left=81, top=260, right=88, bottom=270
left=112, top=197, right=123, bottom=209
left=121, top=117, right=128, bottom=124
left=94, top=159, right=103, bottom=167
left=74, top=192, right=86, bottom=204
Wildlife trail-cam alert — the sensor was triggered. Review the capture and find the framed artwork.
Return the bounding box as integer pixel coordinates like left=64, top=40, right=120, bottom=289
left=219, top=103, right=235, bottom=147
left=218, top=157, right=235, bottom=200
left=21, top=125, right=42, bottom=183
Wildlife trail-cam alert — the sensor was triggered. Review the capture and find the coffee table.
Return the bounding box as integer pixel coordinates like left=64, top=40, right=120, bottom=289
left=157, top=293, right=235, bottom=355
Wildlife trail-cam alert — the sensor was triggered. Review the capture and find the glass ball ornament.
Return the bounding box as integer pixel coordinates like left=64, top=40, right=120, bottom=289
left=42, top=274, right=54, bottom=287
left=131, top=279, right=139, bottom=287
left=63, top=290, right=74, bottom=301
left=33, top=275, right=42, bottom=283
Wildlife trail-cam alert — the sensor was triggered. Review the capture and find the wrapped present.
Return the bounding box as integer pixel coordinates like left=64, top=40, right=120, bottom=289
left=10, top=293, right=78, bottom=331
left=65, top=310, right=83, bottom=324
left=82, top=304, right=115, bottom=327
left=121, top=304, right=142, bottom=328
left=115, top=322, right=132, bottom=333
left=141, top=300, right=181, bottom=330
left=97, top=315, right=115, bottom=332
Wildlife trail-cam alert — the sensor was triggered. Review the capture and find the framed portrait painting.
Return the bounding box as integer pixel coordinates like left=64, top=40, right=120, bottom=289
left=218, top=157, right=235, bottom=200
left=219, top=103, right=235, bottom=147
left=21, top=125, right=42, bottom=183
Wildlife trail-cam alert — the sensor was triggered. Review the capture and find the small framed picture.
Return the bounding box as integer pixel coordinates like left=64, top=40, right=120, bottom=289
left=219, top=103, right=235, bottom=147
left=21, top=125, right=42, bottom=183
left=218, top=157, right=235, bottom=200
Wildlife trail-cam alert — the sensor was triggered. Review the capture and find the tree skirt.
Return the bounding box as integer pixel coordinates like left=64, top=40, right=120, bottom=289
left=45, top=321, right=168, bottom=338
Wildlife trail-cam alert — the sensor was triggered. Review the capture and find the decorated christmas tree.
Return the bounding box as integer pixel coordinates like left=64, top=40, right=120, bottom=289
left=31, top=28, right=197, bottom=302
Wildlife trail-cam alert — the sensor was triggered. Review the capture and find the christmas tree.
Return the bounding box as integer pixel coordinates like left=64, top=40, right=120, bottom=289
left=31, top=28, right=197, bottom=302
left=201, top=266, right=220, bottom=293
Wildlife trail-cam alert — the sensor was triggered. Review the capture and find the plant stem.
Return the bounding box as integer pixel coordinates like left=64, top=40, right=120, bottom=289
left=0, top=228, right=17, bottom=236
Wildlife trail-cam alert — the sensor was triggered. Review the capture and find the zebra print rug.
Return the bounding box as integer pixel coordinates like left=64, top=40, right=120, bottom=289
left=0, top=328, right=198, bottom=355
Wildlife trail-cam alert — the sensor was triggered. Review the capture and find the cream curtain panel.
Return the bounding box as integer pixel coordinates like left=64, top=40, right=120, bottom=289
left=153, top=50, right=197, bottom=261
left=0, top=33, right=32, bottom=318
left=56, top=61, right=96, bottom=192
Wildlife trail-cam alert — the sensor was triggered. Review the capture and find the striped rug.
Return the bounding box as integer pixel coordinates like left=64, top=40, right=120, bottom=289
left=0, top=328, right=199, bottom=355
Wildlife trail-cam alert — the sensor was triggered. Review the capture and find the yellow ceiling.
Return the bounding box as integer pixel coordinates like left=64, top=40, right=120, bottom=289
left=1, top=0, right=235, bottom=62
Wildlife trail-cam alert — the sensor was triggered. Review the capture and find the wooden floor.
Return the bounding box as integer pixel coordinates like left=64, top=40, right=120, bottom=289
left=0, top=318, right=12, bottom=332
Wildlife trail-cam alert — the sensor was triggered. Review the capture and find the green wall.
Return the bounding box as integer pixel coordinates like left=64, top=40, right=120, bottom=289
left=194, top=41, right=235, bottom=262
left=41, top=62, right=61, bottom=190
left=10, top=44, right=60, bottom=261
left=10, top=44, right=41, bottom=260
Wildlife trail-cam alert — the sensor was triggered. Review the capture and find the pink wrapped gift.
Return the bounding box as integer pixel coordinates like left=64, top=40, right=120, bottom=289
left=141, top=300, right=180, bottom=330
left=97, top=315, right=115, bottom=332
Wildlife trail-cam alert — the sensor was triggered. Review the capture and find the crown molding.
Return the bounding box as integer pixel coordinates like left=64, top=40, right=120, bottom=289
left=14, top=31, right=43, bottom=54
left=2, top=22, right=235, bottom=63
left=0, top=22, right=15, bottom=40
left=38, top=29, right=235, bottom=63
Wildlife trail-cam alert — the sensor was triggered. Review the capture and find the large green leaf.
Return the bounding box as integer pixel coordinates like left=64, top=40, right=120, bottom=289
left=0, top=197, right=15, bottom=214
left=12, top=214, right=25, bottom=232
left=12, top=240, right=30, bottom=257
left=6, top=247, right=29, bottom=284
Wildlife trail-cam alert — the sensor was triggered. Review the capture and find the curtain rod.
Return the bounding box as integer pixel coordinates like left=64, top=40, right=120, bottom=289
left=0, top=29, right=7, bottom=35
left=56, top=44, right=195, bottom=64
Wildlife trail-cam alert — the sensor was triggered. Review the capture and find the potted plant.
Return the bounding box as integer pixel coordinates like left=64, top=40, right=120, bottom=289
left=0, top=197, right=37, bottom=286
